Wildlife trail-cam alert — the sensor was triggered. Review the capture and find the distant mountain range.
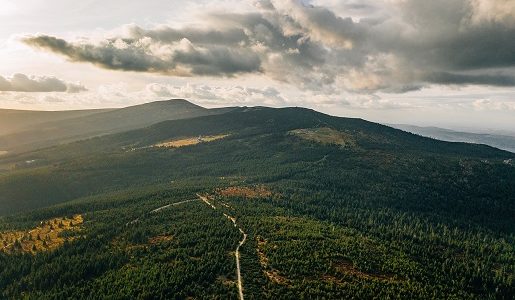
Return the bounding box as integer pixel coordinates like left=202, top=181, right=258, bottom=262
left=2, top=100, right=513, bottom=155
left=0, top=108, right=112, bottom=135
left=390, top=124, right=515, bottom=153
left=0, top=100, right=232, bottom=153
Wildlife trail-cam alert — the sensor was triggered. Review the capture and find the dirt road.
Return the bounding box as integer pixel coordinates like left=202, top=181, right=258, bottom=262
left=197, top=194, right=247, bottom=300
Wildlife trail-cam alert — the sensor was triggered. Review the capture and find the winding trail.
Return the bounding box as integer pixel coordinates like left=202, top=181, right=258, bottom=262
left=235, top=226, right=247, bottom=300
left=126, top=199, right=199, bottom=226
left=126, top=195, right=247, bottom=299
left=150, top=199, right=199, bottom=213
left=197, top=194, right=247, bottom=300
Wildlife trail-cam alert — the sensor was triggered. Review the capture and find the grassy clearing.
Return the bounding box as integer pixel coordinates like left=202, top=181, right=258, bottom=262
left=333, top=260, right=398, bottom=282
left=217, top=186, right=273, bottom=199
left=0, top=215, right=83, bottom=254
left=289, top=127, right=356, bottom=147
left=154, top=134, right=229, bottom=148
left=148, top=234, right=173, bottom=245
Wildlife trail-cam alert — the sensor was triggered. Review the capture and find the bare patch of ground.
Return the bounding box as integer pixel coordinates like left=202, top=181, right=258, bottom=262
left=256, top=236, right=290, bottom=285
left=217, top=186, right=274, bottom=199
left=0, top=215, right=83, bottom=254
left=114, top=234, right=175, bottom=251
left=217, top=275, right=236, bottom=287
left=331, top=260, right=399, bottom=282
left=0, top=151, right=7, bottom=156
left=148, top=235, right=173, bottom=245
left=155, top=134, right=229, bottom=148
left=289, top=127, right=356, bottom=147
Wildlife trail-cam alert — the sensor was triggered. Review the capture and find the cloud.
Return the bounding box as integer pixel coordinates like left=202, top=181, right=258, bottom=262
left=472, top=99, right=515, bottom=111
left=0, top=73, right=87, bottom=93
left=0, top=82, right=288, bottom=109
left=23, top=34, right=261, bottom=77
left=42, top=95, right=66, bottom=103
left=22, top=0, right=515, bottom=93
left=424, top=72, right=515, bottom=87
left=145, top=83, right=286, bottom=106
left=470, top=0, right=515, bottom=25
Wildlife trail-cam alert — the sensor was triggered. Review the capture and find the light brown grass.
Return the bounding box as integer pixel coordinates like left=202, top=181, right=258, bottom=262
left=113, top=234, right=175, bottom=251
left=290, top=127, right=356, bottom=147
left=0, top=215, right=83, bottom=254
left=217, top=186, right=273, bottom=199
left=155, top=134, right=229, bottom=148
left=325, top=260, right=399, bottom=283
left=148, top=235, right=173, bottom=245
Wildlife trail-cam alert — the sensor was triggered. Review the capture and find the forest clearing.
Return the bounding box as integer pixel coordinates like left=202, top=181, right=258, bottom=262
left=290, top=127, right=356, bottom=147
left=155, top=134, right=229, bottom=148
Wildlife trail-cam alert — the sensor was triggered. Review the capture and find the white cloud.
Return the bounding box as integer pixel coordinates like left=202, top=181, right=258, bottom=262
left=23, top=0, right=515, bottom=95
left=145, top=83, right=286, bottom=106
left=470, top=0, right=515, bottom=25
left=472, top=99, right=515, bottom=111
left=0, top=73, right=87, bottom=93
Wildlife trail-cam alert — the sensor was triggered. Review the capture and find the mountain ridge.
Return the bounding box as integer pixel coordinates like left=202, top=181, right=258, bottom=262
left=0, top=108, right=113, bottom=135
left=0, top=105, right=512, bottom=216
left=0, top=103, right=513, bottom=299
left=0, top=99, right=228, bottom=153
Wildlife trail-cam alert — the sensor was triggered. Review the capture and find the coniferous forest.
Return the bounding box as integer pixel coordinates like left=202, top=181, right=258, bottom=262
left=0, top=106, right=514, bottom=299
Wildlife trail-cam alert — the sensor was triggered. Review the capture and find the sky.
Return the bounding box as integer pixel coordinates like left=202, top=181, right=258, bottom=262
left=1, top=0, right=515, bottom=131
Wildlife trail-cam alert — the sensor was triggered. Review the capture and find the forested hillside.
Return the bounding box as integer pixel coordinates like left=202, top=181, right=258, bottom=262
left=0, top=106, right=513, bottom=299
left=0, top=99, right=225, bottom=153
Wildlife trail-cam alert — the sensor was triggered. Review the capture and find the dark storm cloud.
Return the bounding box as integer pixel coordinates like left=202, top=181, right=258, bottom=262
left=24, top=35, right=166, bottom=72
left=24, top=35, right=261, bottom=76
left=0, top=73, right=87, bottom=93
left=380, top=0, right=515, bottom=71
left=129, top=26, right=248, bottom=45
left=173, top=46, right=261, bottom=75
left=22, top=0, right=515, bottom=92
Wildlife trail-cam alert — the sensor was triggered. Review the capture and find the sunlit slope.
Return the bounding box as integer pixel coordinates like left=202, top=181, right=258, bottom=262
left=0, top=108, right=111, bottom=136
left=0, top=99, right=222, bottom=152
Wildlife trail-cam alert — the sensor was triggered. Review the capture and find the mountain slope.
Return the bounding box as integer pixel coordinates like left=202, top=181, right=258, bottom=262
left=0, top=107, right=512, bottom=217
left=0, top=106, right=513, bottom=299
left=0, top=99, right=223, bottom=153
left=0, top=108, right=112, bottom=136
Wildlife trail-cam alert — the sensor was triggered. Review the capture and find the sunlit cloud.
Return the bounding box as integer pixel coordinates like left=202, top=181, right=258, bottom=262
left=0, top=73, right=87, bottom=93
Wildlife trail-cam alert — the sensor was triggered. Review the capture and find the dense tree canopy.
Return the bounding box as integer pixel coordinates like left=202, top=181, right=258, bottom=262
left=0, top=108, right=513, bottom=299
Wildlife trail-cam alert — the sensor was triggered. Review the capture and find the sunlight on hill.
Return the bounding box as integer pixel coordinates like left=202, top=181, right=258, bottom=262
left=0, top=215, right=83, bottom=254
left=0, top=151, right=7, bottom=156
left=289, top=127, right=356, bottom=147
left=217, top=186, right=274, bottom=199
left=154, top=134, right=229, bottom=148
